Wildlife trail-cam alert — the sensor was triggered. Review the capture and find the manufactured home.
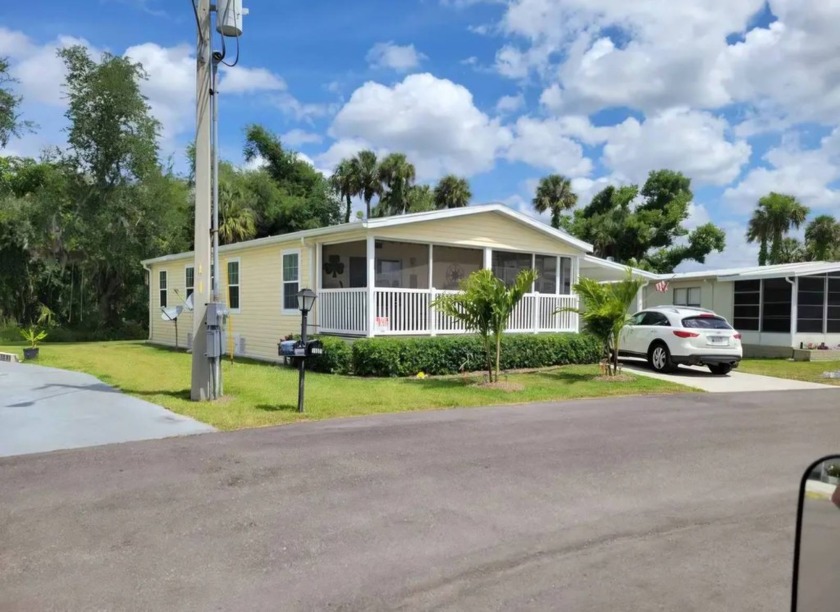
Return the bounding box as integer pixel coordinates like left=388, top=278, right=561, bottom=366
left=639, top=262, right=840, bottom=357
left=142, top=204, right=625, bottom=362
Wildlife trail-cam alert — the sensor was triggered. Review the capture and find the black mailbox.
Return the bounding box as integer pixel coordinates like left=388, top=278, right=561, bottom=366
left=306, top=339, right=324, bottom=357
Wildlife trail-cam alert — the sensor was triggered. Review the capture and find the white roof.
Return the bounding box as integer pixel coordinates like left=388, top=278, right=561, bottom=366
left=141, top=203, right=593, bottom=265
left=663, top=261, right=840, bottom=282
left=581, top=255, right=660, bottom=280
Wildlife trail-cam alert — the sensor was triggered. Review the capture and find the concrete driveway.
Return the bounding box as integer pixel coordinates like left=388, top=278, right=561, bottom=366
left=2, top=389, right=838, bottom=610
left=0, top=361, right=214, bottom=457
left=621, top=359, right=835, bottom=392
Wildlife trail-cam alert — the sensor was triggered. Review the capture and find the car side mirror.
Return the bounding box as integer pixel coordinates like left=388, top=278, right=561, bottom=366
left=791, top=454, right=840, bottom=611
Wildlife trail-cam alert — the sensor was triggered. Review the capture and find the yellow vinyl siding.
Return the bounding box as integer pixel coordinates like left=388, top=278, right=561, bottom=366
left=643, top=279, right=734, bottom=321
left=376, top=211, right=580, bottom=255
left=148, top=258, right=194, bottom=349
left=148, top=240, right=310, bottom=362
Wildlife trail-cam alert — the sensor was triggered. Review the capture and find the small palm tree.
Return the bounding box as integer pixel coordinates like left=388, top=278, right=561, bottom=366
left=377, top=153, right=416, bottom=216
left=219, top=199, right=257, bottom=245
left=406, top=184, right=436, bottom=212
left=433, top=175, right=472, bottom=210
left=532, top=174, right=577, bottom=229
left=351, top=149, right=380, bottom=219
left=561, top=272, right=644, bottom=376
left=432, top=268, right=537, bottom=383
left=329, top=159, right=359, bottom=224
left=805, top=215, right=840, bottom=261
left=777, top=237, right=806, bottom=263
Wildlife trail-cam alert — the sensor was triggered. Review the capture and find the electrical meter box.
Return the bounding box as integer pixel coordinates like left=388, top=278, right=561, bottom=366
left=206, top=302, right=228, bottom=327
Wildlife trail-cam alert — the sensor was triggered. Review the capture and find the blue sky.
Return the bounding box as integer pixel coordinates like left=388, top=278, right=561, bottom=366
left=2, top=0, right=840, bottom=270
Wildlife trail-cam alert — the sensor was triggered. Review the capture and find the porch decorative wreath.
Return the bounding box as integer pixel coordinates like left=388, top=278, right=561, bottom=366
left=446, top=263, right=464, bottom=288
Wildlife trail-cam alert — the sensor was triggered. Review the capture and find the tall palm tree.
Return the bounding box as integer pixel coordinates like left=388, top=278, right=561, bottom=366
left=377, top=153, right=416, bottom=216
left=804, top=215, right=840, bottom=261
left=532, top=174, right=578, bottom=229
left=433, top=175, right=472, bottom=210
left=759, top=192, right=810, bottom=265
left=350, top=150, right=380, bottom=219
left=746, top=206, right=770, bottom=266
left=329, top=159, right=359, bottom=224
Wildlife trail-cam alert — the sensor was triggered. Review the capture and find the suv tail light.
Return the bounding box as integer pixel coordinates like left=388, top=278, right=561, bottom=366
left=733, top=333, right=742, bottom=340
left=673, top=330, right=700, bottom=338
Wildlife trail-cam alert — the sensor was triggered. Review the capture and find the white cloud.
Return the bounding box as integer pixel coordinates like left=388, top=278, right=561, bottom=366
left=723, top=130, right=840, bottom=214
left=282, top=129, right=323, bottom=147
left=505, top=116, right=592, bottom=176
left=676, top=220, right=758, bottom=272
left=495, top=93, right=525, bottom=114
left=220, top=66, right=286, bottom=94
left=601, top=108, right=751, bottom=186
left=324, top=73, right=512, bottom=180
left=366, top=42, right=426, bottom=72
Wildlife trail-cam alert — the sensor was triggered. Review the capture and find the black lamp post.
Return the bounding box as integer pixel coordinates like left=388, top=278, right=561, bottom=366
left=296, top=288, right=317, bottom=413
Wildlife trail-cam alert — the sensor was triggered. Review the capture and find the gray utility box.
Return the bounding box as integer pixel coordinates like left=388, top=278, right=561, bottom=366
left=206, top=302, right=228, bottom=328
left=206, top=329, right=223, bottom=358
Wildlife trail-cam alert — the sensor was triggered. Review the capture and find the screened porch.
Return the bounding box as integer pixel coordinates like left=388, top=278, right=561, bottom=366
left=316, top=238, right=580, bottom=337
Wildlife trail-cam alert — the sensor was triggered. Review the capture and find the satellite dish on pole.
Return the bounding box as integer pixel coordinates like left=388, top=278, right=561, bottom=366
left=161, top=305, right=184, bottom=322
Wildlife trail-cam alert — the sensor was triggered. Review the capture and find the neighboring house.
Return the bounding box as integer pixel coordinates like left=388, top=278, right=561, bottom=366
left=142, top=204, right=614, bottom=362
left=639, top=262, right=840, bottom=357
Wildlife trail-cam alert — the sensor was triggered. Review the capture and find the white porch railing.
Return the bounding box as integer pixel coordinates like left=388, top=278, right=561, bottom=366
left=318, top=288, right=579, bottom=336
left=318, top=288, right=367, bottom=335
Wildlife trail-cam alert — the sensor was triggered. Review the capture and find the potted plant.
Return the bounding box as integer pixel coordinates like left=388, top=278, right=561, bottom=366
left=20, top=326, right=48, bottom=360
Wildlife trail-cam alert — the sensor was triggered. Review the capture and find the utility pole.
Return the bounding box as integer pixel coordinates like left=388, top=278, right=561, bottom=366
left=191, top=0, right=213, bottom=400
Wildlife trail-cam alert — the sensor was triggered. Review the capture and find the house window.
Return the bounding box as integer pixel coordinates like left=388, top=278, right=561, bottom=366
left=560, top=257, right=572, bottom=294
left=534, top=255, right=557, bottom=294
left=185, top=266, right=194, bottom=299
left=492, top=251, right=533, bottom=287
left=159, top=270, right=167, bottom=308
left=761, top=278, right=792, bottom=333
left=227, top=260, right=240, bottom=311
left=674, top=287, right=701, bottom=307
left=828, top=277, right=840, bottom=333
left=282, top=251, right=299, bottom=312
left=797, top=275, right=825, bottom=333
left=733, top=280, right=760, bottom=331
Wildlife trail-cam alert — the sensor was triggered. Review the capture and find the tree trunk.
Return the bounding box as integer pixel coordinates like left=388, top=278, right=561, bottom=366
left=345, top=195, right=352, bottom=224
left=483, top=335, right=492, bottom=383
left=551, top=208, right=561, bottom=229
left=365, top=198, right=371, bottom=220
left=611, top=335, right=619, bottom=376
left=758, top=239, right=767, bottom=266
left=495, top=333, right=502, bottom=383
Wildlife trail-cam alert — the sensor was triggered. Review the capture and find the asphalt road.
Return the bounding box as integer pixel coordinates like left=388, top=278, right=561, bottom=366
left=2, top=390, right=839, bottom=611
left=796, top=497, right=840, bottom=611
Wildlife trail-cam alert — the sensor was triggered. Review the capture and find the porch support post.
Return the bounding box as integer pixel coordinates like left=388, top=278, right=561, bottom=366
left=366, top=236, right=376, bottom=337
left=790, top=276, right=798, bottom=336
left=572, top=256, right=581, bottom=333
left=483, top=248, right=492, bottom=271
left=428, top=244, right=436, bottom=336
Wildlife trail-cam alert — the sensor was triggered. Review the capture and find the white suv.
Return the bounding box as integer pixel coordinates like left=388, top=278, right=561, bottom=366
left=619, top=306, right=743, bottom=375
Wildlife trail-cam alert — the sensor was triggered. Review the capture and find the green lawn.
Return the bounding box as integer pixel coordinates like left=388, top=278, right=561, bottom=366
left=1, top=341, right=692, bottom=430
left=738, top=359, right=840, bottom=386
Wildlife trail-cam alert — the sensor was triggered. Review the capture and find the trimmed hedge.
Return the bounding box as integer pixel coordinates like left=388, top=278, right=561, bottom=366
left=306, top=333, right=601, bottom=377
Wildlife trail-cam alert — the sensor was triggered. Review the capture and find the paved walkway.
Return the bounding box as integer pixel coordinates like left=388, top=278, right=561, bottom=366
left=620, top=359, right=835, bottom=392
left=0, top=361, right=214, bottom=457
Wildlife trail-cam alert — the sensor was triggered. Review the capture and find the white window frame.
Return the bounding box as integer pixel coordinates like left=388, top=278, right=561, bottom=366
left=282, top=249, right=301, bottom=315
left=226, top=257, right=241, bottom=314
left=159, top=270, right=168, bottom=308
left=674, top=286, right=701, bottom=307
left=185, top=265, right=195, bottom=299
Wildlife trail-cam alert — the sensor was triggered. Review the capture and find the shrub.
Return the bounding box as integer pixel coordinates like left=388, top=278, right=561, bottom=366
left=349, top=333, right=601, bottom=377
left=307, top=336, right=353, bottom=375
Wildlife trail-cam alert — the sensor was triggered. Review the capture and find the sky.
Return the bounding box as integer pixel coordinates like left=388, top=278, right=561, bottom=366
left=2, top=0, right=840, bottom=271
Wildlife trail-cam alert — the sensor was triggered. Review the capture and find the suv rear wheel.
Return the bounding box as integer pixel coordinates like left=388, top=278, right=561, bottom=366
left=648, top=342, right=675, bottom=373
left=708, top=364, right=732, bottom=375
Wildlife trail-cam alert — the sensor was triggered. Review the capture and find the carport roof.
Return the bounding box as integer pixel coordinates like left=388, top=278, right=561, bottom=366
left=667, top=261, right=840, bottom=282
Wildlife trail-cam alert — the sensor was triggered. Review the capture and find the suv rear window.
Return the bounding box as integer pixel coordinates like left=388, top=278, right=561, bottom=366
left=681, top=315, right=732, bottom=330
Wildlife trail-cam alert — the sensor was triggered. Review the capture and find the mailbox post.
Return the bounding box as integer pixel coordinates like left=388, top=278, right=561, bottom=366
left=296, top=288, right=317, bottom=413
